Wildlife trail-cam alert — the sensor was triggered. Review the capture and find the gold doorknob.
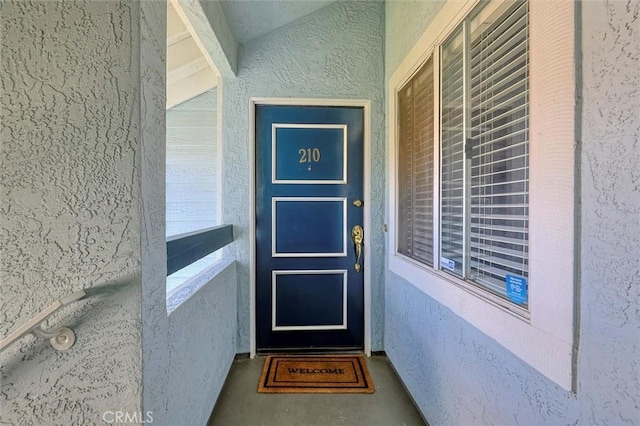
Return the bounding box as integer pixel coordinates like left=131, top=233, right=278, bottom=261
left=353, top=199, right=363, bottom=207
left=352, top=225, right=364, bottom=272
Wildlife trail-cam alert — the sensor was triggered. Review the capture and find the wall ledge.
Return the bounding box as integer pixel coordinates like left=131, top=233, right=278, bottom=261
left=167, top=257, right=236, bottom=315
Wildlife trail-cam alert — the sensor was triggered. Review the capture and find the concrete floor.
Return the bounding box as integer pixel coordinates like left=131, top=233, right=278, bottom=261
left=208, top=355, right=426, bottom=426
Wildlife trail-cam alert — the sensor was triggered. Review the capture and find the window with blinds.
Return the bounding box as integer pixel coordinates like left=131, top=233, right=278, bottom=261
left=397, top=57, right=435, bottom=267
left=440, top=0, right=530, bottom=304
left=394, top=0, right=529, bottom=307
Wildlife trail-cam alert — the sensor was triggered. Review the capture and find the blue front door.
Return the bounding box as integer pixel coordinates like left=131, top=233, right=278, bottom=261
left=256, top=105, right=364, bottom=350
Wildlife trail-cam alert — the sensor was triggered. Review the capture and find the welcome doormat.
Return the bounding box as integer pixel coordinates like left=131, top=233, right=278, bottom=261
left=258, top=355, right=375, bottom=394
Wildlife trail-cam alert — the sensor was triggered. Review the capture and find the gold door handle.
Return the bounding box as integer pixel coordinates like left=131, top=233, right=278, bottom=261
left=352, top=225, right=364, bottom=272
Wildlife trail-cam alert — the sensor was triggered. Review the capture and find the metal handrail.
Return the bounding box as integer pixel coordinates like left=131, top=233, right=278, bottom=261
left=1, top=290, right=86, bottom=352
left=1, top=274, right=138, bottom=352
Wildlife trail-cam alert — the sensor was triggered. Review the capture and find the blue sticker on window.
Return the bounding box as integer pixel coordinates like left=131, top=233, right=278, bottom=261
left=440, top=257, right=455, bottom=271
left=506, top=275, right=527, bottom=305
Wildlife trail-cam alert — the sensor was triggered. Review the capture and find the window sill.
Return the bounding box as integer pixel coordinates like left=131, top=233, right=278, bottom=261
left=389, top=252, right=573, bottom=390
left=393, top=253, right=530, bottom=320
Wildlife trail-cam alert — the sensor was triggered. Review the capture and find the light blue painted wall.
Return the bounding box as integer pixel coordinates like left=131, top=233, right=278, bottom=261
left=221, top=1, right=386, bottom=353
left=219, top=0, right=334, bottom=45
left=144, top=254, right=238, bottom=425
left=1, top=1, right=158, bottom=423
left=198, top=0, right=238, bottom=77
left=384, top=0, right=445, bottom=80
left=143, top=39, right=237, bottom=426
left=384, top=1, right=639, bottom=424
left=164, top=261, right=238, bottom=425
left=140, top=5, right=237, bottom=424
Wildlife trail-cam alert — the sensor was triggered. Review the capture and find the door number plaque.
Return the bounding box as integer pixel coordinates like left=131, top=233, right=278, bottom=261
left=272, top=124, right=347, bottom=184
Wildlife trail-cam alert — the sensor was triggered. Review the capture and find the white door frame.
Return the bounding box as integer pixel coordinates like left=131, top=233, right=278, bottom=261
left=249, top=97, right=372, bottom=357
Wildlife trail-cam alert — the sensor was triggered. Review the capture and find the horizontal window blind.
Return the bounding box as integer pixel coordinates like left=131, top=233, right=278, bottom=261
left=468, top=1, right=529, bottom=300
left=397, top=57, right=435, bottom=266
left=395, top=0, right=530, bottom=307
left=398, top=83, right=414, bottom=257
left=440, top=27, right=465, bottom=277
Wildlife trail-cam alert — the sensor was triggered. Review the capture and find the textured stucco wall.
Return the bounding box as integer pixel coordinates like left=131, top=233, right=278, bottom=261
left=176, top=0, right=237, bottom=79
left=578, top=0, right=639, bottom=421
left=1, top=1, right=236, bottom=423
left=384, top=0, right=445, bottom=80
left=384, top=1, right=639, bottom=424
left=221, top=1, right=386, bottom=353
left=165, top=261, right=237, bottom=425
left=198, top=0, right=238, bottom=77
left=141, top=8, right=237, bottom=425
left=139, top=0, right=170, bottom=422
left=0, top=1, right=146, bottom=423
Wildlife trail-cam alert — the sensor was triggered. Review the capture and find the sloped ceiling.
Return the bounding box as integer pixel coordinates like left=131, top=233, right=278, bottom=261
left=219, top=0, right=335, bottom=45
left=167, top=0, right=337, bottom=108
left=167, top=1, right=218, bottom=109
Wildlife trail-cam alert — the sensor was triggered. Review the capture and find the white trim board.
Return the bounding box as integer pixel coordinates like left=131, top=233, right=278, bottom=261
left=249, top=98, right=372, bottom=358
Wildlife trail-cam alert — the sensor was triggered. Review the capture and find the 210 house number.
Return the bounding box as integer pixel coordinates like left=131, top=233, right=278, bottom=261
left=298, top=148, right=321, bottom=163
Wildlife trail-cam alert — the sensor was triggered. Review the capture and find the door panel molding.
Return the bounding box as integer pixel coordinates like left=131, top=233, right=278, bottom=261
left=249, top=98, right=372, bottom=357
left=271, top=269, right=348, bottom=331
left=271, top=197, right=347, bottom=257
left=272, top=123, right=348, bottom=184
